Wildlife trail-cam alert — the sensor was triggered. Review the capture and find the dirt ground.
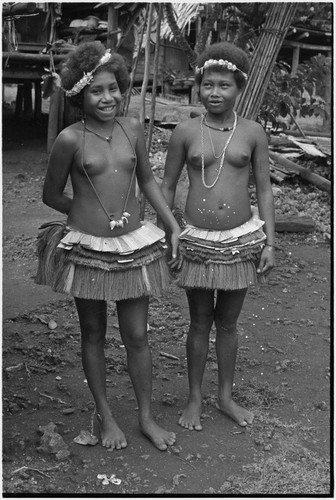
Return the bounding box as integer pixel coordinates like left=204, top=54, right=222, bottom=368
left=2, top=105, right=331, bottom=497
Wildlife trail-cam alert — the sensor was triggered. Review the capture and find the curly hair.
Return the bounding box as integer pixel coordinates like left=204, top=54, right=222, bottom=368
left=60, top=41, right=130, bottom=108
left=195, top=42, right=250, bottom=90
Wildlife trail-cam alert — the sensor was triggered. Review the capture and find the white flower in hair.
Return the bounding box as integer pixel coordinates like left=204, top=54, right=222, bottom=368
left=195, top=58, right=247, bottom=79
left=65, top=49, right=112, bottom=97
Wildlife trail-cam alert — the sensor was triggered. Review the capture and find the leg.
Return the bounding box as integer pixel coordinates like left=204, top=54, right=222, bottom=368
left=75, top=298, right=127, bottom=449
left=214, top=289, right=254, bottom=426
left=179, top=289, right=215, bottom=431
left=117, top=297, right=176, bottom=451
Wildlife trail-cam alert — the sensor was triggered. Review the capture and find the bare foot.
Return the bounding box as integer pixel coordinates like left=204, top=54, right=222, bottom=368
left=140, top=417, right=176, bottom=451
left=178, top=397, right=203, bottom=431
left=216, top=399, right=254, bottom=427
left=96, top=412, right=127, bottom=450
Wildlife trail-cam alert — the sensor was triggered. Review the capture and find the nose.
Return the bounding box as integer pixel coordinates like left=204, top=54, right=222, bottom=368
left=102, top=89, right=114, bottom=102
left=210, top=86, right=220, bottom=97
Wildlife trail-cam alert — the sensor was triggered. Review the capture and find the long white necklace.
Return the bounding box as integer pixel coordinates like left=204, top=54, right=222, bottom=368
left=201, top=111, right=238, bottom=189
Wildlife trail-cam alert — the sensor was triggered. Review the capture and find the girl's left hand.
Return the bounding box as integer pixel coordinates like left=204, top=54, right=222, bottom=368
left=168, top=229, right=182, bottom=269
left=257, top=246, right=275, bottom=277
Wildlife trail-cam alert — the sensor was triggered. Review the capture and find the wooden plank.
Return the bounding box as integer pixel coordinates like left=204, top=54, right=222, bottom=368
left=2, top=52, right=66, bottom=64
left=270, top=151, right=331, bottom=193
left=275, top=215, right=315, bottom=233
left=3, top=68, right=44, bottom=81
left=282, top=40, right=331, bottom=51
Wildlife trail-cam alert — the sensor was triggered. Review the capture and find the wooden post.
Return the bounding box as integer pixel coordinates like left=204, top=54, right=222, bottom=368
left=47, top=87, right=63, bottom=153
left=291, top=46, right=300, bottom=75
left=23, top=82, right=33, bottom=121
left=15, top=85, right=24, bottom=118
left=34, top=80, right=42, bottom=121
left=107, top=4, right=118, bottom=50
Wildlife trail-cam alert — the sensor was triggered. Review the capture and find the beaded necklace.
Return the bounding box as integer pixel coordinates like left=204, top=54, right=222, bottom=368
left=203, top=118, right=234, bottom=132
left=201, top=111, right=238, bottom=189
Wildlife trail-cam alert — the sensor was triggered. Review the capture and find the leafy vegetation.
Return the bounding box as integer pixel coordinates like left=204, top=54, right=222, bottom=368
left=259, top=55, right=331, bottom=130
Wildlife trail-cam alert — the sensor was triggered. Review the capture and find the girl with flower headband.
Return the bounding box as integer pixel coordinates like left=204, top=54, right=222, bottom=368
left=36, top=41, right=181, bottom=451
left=160, top=41, right=275, bottom=430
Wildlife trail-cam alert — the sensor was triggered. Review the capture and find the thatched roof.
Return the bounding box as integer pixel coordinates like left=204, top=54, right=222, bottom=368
left=160, top=3, right=201, bottom=41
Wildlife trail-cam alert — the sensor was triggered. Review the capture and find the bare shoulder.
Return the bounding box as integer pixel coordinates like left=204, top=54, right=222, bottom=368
left=172, top=116, right=201, bottom=142
left=117, top=116, right=141, bottom=134
left=238, top=116, right=263, bottom=132
left=238, top=116, right=267, bottom=144
left=53, top=121, right=82, bottom=151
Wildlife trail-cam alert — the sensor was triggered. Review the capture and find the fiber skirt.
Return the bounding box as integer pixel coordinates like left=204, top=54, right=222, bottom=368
left=177, top=211, right=267, bottom=291
left=35, top=221, right=170, bottom=301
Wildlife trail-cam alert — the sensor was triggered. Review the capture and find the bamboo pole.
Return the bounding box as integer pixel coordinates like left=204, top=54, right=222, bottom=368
left=139, top=3, right=154, bottom=126
left=236, top=3, right=298, bottom=121
left=139, top=3, right=154, bottom=219
left=147, top=4, right=162, bottom=152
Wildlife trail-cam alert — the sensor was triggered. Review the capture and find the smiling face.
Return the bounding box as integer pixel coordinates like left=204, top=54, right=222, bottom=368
left=83, top=70, right=122, bottom=122
left=199, top=69, right=241, bottom=115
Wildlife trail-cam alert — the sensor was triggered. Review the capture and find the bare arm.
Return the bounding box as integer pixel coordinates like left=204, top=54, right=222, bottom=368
left=131, top=119, right=181, bottom=258
left=42, top=129, right=76, bottom=215
left=251, top=123, right=275, bottom=275
left=160, top=124, right=187, bottom=211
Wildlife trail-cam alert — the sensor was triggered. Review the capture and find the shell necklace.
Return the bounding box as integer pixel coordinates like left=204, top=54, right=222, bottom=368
left=201, top=111, right=237, bottom=189
left=81, top=119, right=135, bottom=230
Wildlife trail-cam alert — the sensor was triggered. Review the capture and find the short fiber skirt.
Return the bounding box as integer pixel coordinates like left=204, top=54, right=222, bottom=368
left=177, top=210, right=267, bottom=291
left=35, top=221, right=170, bottom=301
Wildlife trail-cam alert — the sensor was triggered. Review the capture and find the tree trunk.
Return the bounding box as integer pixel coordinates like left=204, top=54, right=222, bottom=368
left=163, top=3, right=196, bottom=65
left=194, top=3, right=222, bottom=57
left=236, top=3, right=297, bottom=120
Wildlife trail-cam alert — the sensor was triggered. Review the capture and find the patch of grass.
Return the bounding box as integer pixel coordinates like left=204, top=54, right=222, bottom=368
left=233, top=378, right=285, bottom=410
left=221, top=437, right=330, bottom=495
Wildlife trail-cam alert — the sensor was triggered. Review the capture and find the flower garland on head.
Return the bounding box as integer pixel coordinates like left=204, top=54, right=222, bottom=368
left=64, top=49, right=112, bottom=97
left=195, top=58, right=248, bottom=80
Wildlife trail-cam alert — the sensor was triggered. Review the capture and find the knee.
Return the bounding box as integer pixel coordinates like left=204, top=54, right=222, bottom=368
left=122, top=327, right=148, bottom=351
left=80, top=318, right=106, bottom=344
left=214, top=315, right=237, bottom=335
left=190, top=311, right=214, bottom=335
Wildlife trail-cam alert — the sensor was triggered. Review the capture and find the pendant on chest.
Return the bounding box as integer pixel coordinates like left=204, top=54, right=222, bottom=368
left=109, top=211, right=131, bottom=230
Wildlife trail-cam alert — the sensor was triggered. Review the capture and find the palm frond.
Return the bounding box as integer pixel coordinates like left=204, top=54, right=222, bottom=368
left=161, top=3, right=201, bottom=41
